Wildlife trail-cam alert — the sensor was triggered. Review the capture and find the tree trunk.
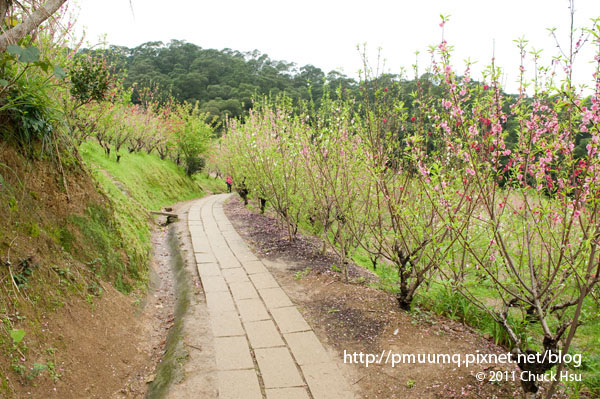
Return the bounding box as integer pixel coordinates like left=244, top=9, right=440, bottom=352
left=512, top=340, right=559, bottom=397
left=396, top=294, right=412, bottom=311
left=339, top=233, right=349, bottom=283
left=370, top=255, right=378, bottom=271
left=259, top=197, right=266, bottom=214
left=238, top=188, right=248, bottom=205
left=396, top=261, right=414, bottom=311
left=0, top=0, right=67, bottom=52
left=0, top=1, right=11, bottom=22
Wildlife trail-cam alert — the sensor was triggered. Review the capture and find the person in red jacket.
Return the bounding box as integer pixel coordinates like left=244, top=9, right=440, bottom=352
left=226, top=176, right=233, bottom=193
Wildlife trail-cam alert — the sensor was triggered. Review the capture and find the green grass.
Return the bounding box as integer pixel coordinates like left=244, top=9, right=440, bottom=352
left=80, top=142, right=204, bottom=211
left=352, top=246, right=399, bottom=290
left=78, top=141, right=219, bottom=293
left=193, top=172, right=227, bottom=194
left=72, top=173, right=148, bottom=293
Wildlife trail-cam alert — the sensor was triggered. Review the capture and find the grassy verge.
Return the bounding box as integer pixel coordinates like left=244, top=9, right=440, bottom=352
left=193, top=172, right=227, bottom=194
left=0, top=139, right=224, bottom=397
left=80, top=142, right=204, bottom=210
left=79, top=141, right=227, bottom=291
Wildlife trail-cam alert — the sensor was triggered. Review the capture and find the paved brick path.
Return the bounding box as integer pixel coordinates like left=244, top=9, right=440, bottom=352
left=188, top=194, right=355, bottom=399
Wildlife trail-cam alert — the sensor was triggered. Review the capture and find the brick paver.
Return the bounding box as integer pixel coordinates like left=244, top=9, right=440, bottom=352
left=222, top=267, right=250, bottom=283
left=229, top=281, right=259, bottom=301
left=245, top=320, right=285, bottom=349
left=255, top=347, right=304, bottom=388
left=243, top=260, right=269, bottom=275
left=210, top=311, right=245, bottom=337
left=265, top=387, right=311, bottom=399
left=214, top=336, right=254, bottom=370
left=259, top=287, right=294, bottom=309
left=270, top=306, right=311, bottom=334
left=284, top=331, right=329, bottom=366
left=218, top=370, right=262, bottom=399
left=189, top=194, right=355, bottom=399
left=249, top=272, right=280, bottom=289
left=196, top=262, right=221, bottom=278
left=201, top=275, right=229, bottom=293
left=237, top=298, right=270, bottom=322
left=205, top=291, right=236, bottom=313
left=301, top=363, right=356, bottom=399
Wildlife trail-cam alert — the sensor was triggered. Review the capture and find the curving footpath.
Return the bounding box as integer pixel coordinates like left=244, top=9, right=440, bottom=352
left=188, top=194, right=355, bottom=399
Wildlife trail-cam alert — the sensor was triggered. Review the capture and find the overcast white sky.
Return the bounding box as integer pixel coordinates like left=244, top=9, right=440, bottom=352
left=72, top=0, right=600, bottom=93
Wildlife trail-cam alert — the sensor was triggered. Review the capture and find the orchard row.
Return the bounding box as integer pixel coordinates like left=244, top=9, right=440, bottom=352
left=221, top=20, right=600, bottom=397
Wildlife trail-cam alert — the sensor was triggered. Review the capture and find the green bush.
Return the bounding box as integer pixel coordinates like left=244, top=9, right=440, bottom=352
left=0, top=44, right=64, bottom=153
left=68, top=54, right=113, bottom=105
left=185, top=155, right=205, bottom=176
left=0, top=85, right=56, bottom=150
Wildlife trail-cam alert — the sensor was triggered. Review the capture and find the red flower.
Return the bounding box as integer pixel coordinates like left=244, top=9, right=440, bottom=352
left=384, top=88, right=388, bottom=92
left=410, top=116, right=416, bottom=122
left=483, top=84, right=489, bottom=90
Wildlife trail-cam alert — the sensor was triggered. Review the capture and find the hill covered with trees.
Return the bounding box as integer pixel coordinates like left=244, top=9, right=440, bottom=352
left=92, top=40, right=358, bottom=122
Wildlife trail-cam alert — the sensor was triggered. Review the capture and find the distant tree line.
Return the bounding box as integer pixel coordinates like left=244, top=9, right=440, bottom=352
left=81, top=40, right=357, bottom=124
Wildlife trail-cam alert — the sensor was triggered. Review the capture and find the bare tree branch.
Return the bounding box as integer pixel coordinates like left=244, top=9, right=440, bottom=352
left=0, top=0, right=12, bottom=22
left=0, top=0, right=66, bottom=52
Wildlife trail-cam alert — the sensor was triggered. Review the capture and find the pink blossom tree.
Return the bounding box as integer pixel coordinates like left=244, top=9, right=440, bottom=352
left=411, top=15, right=600, bottom=398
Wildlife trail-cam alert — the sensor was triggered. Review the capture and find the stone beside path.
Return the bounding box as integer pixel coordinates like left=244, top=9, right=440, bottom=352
left=188, top=194, right=355, bottom=399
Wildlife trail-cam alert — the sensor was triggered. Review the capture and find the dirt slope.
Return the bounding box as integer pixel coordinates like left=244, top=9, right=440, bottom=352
left=0, top=144, right=176, bottom=398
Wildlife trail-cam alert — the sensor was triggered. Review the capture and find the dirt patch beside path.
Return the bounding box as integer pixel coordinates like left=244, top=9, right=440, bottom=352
left=224, top=196, right=526, bottom=399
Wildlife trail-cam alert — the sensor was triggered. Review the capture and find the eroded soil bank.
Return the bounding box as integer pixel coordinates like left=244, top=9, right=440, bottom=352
left=1, top=197, right=218, bottom=399
left=0, top=215, right=177, bottom=398
left=70, top=198, right=217, bottom=399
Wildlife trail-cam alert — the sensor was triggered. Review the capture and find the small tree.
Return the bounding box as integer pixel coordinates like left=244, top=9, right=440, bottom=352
left=298, top=91, right=370, bottom=282
left=352, top=59, right=454, bottom=309
left=172, top=103, right=214, bottom=176
left=414, top=15, right=600, bottom=398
